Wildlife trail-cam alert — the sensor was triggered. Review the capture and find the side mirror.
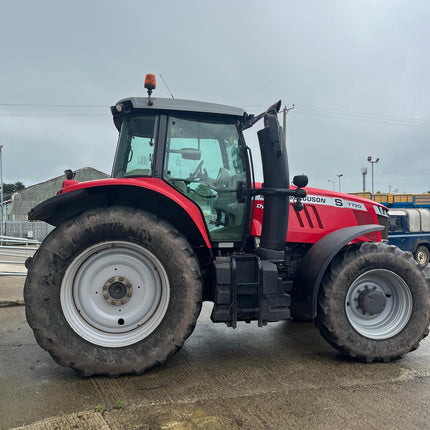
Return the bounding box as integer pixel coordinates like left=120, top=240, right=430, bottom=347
left=181, top=148, right=201, bottom=160
left=293, top=175, right=308, bottom=188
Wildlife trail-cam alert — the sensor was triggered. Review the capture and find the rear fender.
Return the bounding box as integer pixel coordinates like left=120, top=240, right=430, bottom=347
left=29, top=182, right=212, bottom=249
left=291, top=224, right=384, bottom=320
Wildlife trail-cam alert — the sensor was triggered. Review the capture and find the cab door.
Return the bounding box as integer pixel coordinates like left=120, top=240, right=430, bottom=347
left=163, top=115, right=250, bottom=245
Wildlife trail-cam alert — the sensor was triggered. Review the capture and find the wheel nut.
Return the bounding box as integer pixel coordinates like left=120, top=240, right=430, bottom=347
left=121, top=300, right=126, bottom=304
left=103, top=295, right=109, bottom=300
left=127, top=292, right=132, bottom=297
left=103, top=285, right=108, bottom=290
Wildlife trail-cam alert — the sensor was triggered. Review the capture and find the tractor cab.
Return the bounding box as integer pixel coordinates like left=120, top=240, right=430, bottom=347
left=111, top=101, right=250, bottom=244
left=110, top=75, right=308, bottom=256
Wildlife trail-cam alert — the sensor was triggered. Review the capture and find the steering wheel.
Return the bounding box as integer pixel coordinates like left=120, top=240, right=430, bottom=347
left=187, top=160, right=204, bottom=181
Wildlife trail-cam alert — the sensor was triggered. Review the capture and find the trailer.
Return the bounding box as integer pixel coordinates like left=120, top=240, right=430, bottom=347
left=351, top=192, right=430, bottom=209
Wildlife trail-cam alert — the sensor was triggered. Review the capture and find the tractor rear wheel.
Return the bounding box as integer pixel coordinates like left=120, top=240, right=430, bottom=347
left=316, top=242, right=430, bottom=362
left=24, top=206, right=202, bottom=376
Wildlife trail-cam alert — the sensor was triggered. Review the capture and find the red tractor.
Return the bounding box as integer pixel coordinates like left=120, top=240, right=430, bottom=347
left=25, top=75, right=430, bottom=376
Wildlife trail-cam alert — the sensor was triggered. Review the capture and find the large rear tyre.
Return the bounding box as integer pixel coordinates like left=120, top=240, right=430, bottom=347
left=316, top=242, right=430, bottom=362
left=24, top=207, right=202, bottom=376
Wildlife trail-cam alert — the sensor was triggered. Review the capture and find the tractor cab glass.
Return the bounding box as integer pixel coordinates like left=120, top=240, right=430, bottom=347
left=112, top=115, right=157, bottom=178
left=163, top=116, right=248, bottom=242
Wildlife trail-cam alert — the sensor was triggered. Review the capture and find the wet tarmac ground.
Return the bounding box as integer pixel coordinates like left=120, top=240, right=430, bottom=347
left=1, top=272, right=430, bottom=430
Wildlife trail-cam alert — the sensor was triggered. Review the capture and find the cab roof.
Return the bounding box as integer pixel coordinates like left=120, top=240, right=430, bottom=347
left=112, top=97, right=246, bottom=117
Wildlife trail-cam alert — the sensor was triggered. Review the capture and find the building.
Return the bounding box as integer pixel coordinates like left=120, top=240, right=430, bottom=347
left=3, top=167, right=108, bottom=240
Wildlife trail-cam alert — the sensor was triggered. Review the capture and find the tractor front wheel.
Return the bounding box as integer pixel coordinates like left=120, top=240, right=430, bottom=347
left=316, top=242, right=430, bottom=362
left=24, top=206, right=202, bottom=376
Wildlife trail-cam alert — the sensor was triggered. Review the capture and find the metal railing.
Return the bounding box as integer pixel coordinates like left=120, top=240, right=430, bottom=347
left=0, top=235, right=40, bottom=276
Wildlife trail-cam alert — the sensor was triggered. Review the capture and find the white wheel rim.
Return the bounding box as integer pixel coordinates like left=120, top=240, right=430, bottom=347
left=416, top=249, right=428, bottom=266
left=60, top=241, right=170, bottom=347
left=345, top=269, right=412, bottom=340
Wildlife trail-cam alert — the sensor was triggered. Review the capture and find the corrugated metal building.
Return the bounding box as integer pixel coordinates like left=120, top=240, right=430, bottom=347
left=3, top=167, right=108, bottom=240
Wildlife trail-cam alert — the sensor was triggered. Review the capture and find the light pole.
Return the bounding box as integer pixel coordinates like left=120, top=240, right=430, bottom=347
left=0, top=144, right=3, bottom=238
left=367, top=156, right=380, bottom=194
left=328, top=179, right=335, bottom=190
left=282, top=104, right=295, bottom=143
left=336, top=174, right=343, bottom=192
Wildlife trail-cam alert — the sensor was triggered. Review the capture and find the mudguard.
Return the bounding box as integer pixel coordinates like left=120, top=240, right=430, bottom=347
left=291, top=224, right=385, bottom=320
left=28, top=179, right=212, bottom=248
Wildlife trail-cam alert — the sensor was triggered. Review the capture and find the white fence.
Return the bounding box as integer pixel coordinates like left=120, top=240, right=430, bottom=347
left=0, top=236, right=40, bottom=276
left=5, top=221, right=54, bottom=242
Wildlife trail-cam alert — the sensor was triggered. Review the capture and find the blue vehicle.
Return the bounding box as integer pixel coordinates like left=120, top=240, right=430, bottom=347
left=388, top=208, right=430, bottom=267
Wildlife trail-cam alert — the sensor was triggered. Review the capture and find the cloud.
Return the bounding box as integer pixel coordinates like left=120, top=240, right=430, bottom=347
left=0, top=0, right=428, bottom=194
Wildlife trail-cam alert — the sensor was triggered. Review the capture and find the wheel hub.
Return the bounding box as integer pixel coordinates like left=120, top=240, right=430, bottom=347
left=357, top=288, right=386, bottom=315
left=103, top=276, right=132, bottom=305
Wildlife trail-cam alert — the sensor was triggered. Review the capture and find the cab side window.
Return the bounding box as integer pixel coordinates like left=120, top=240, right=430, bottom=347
left=112, top=116, right=157, bottom=178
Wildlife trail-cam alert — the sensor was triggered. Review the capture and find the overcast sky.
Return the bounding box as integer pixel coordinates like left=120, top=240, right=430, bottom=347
left=1, top=0, right=429, bottom=194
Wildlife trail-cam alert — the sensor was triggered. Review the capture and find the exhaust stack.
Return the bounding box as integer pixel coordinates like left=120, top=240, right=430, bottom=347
left=256, top=107, right=290, bottom=261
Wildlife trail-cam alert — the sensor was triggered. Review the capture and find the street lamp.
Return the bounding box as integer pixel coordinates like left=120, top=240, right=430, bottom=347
left=367, top=156, right=380, bottom=194
left=336, top=174, right=343, bottom=192
left=328, top=179, right=335, bottom=190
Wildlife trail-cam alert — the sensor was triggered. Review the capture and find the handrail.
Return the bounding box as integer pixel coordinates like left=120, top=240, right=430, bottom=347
left=0, top=236, right=40, bottom=277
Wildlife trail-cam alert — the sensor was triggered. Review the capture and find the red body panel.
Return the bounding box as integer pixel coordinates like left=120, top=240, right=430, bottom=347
left=59, top=177, right=212, bottom=248
left=58, top=178, right=384, bottom=249
left=252, top=185, right=384, bottom=244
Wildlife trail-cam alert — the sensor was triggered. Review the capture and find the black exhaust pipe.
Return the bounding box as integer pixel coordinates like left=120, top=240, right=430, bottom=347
left=256, top=105, right=290, bottom=261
